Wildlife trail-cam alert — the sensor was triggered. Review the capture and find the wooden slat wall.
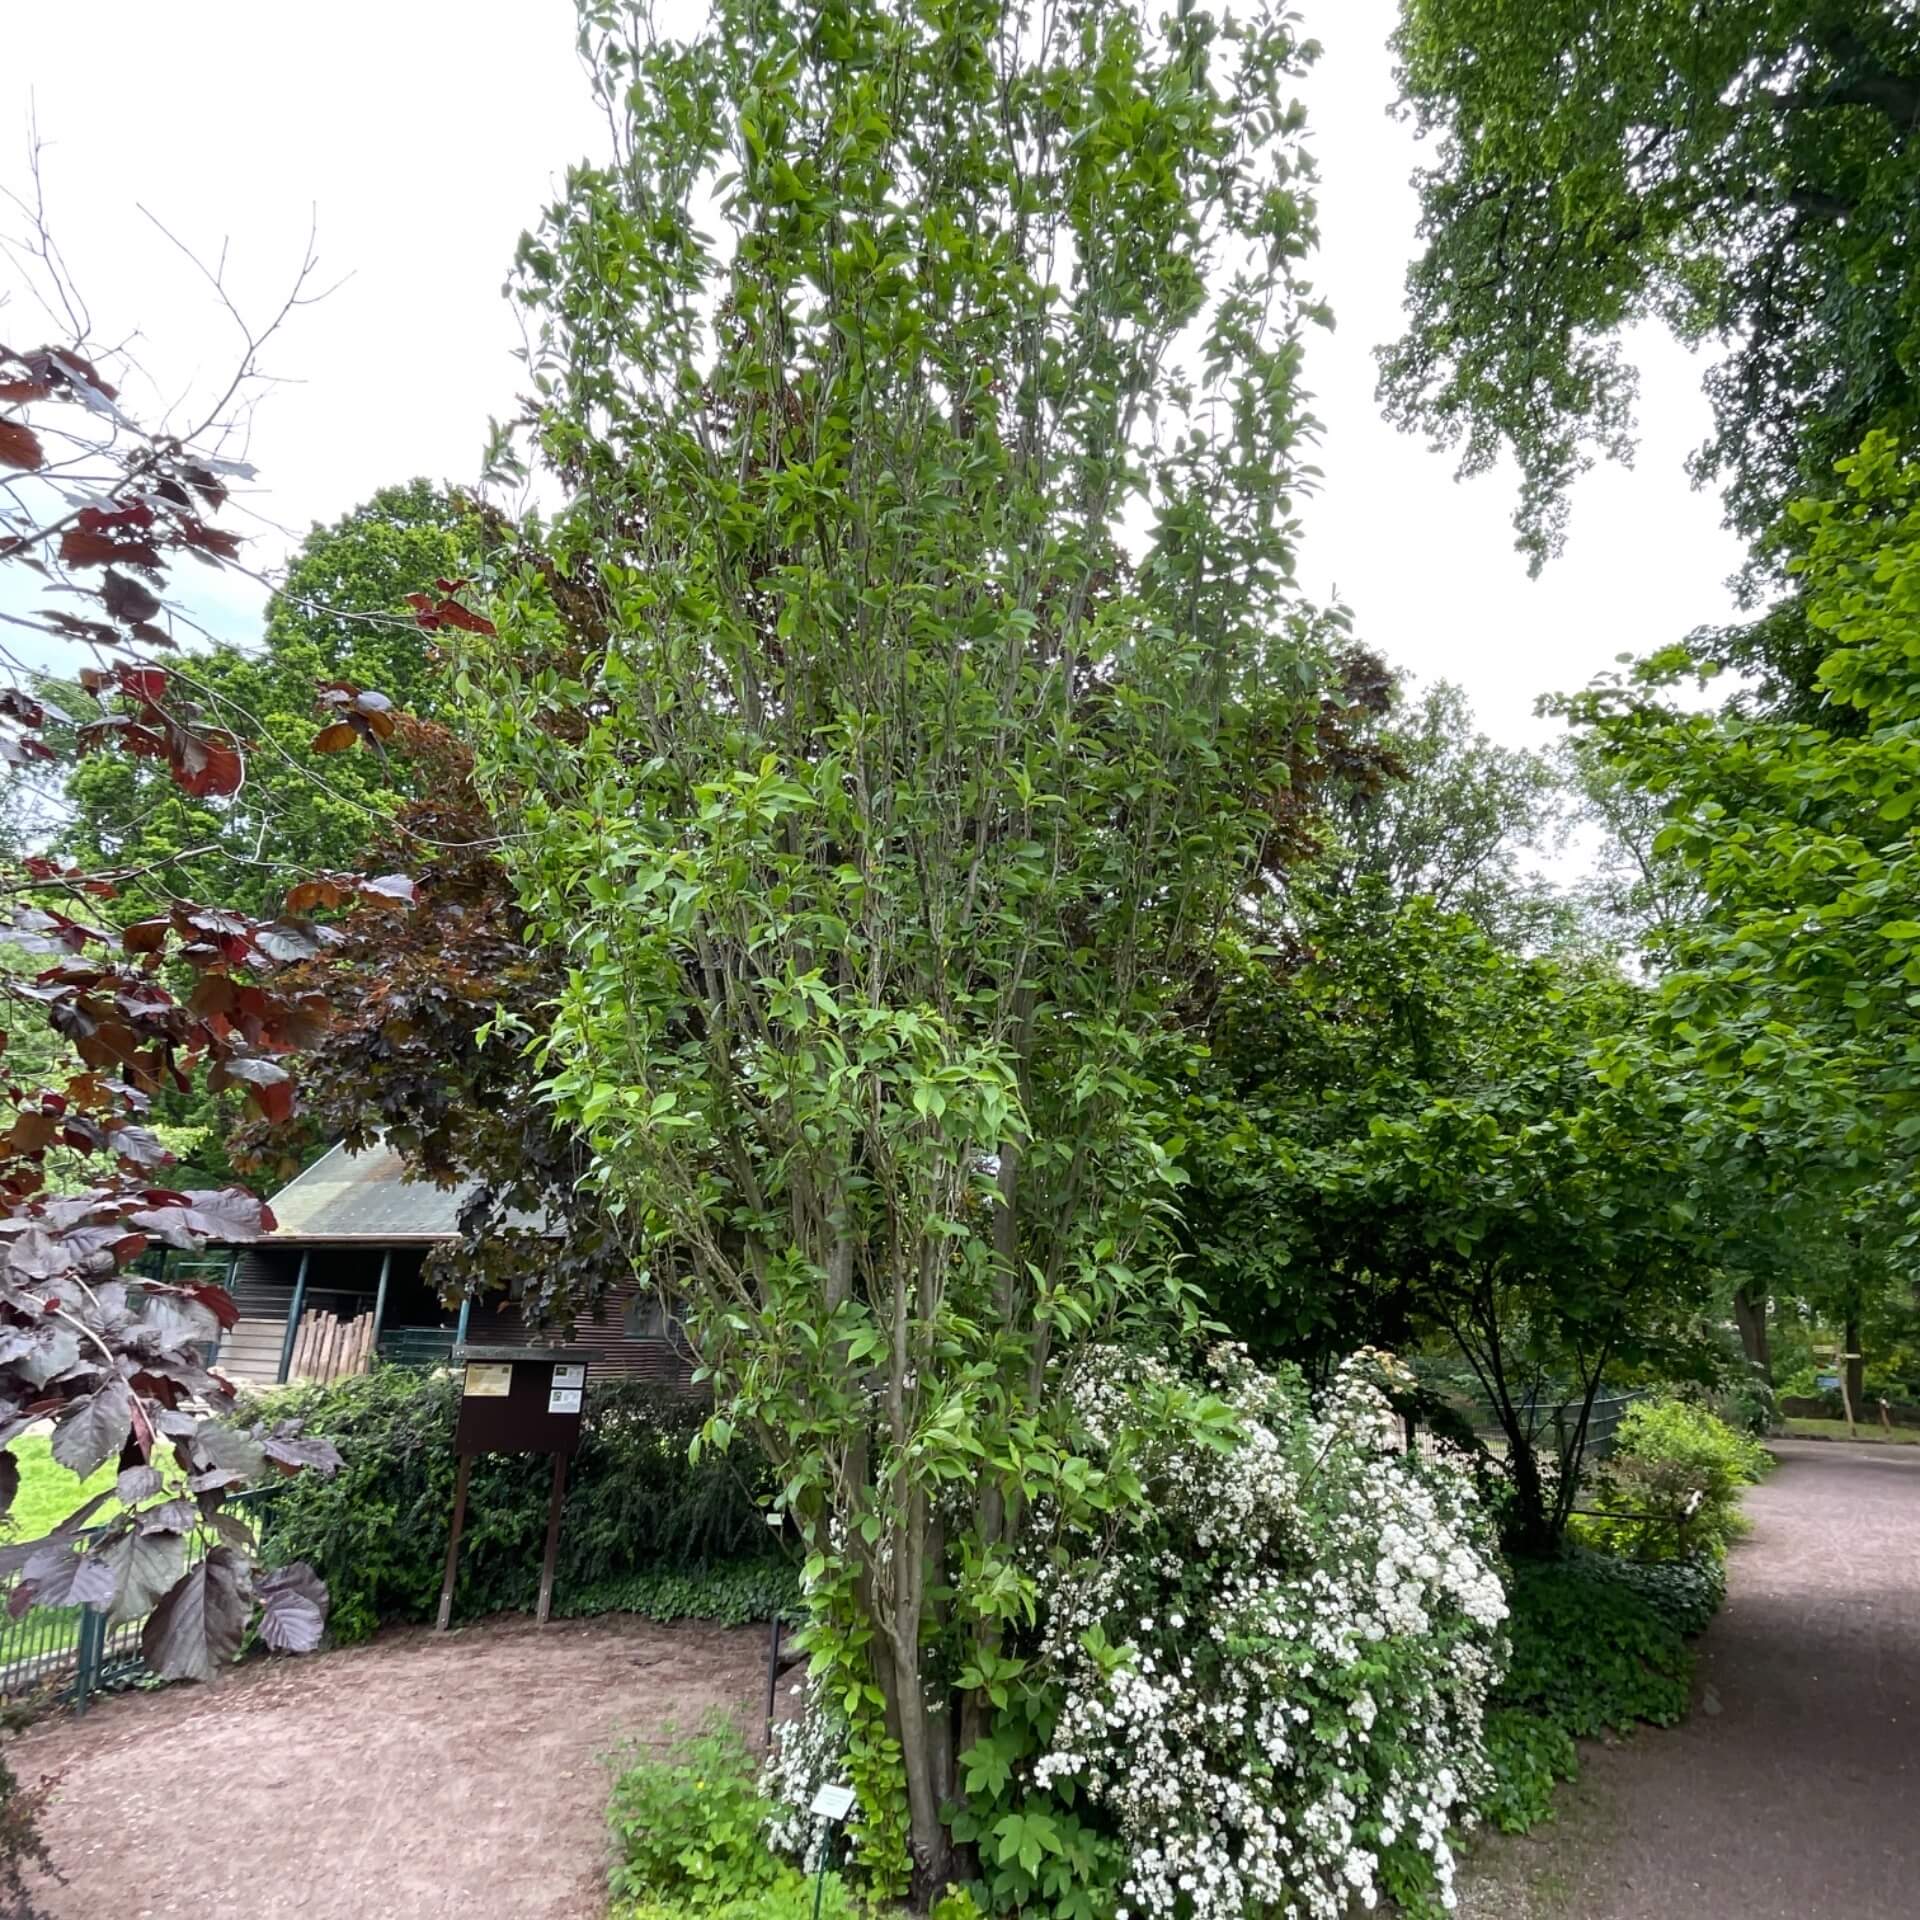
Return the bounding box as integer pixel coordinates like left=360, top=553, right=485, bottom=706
left=472, top=1280, right=699, bottom=1391
left=215, top=1252, right=700, bottom=1393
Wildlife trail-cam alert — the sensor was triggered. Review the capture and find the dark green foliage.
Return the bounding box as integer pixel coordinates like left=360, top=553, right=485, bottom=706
left=249, top=1368, right=783, bottom=1641
left=558, top=1562, right=800, bottom=1629
left=1498, top=1557, right=1693, bottom=1740
left=1477, top=1707, right=1578, bottom=1835
left=1384, top=0, right=1920, bottom=578
left=1476, top=1550, right=1707, bottom=1839
left=1576, top=1550, right=1727, bottom=1642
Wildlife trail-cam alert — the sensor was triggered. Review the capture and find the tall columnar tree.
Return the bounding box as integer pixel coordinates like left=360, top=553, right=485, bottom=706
left=469, top=0, right=1337, bottom=1892
left=1381, top=0, right=1920, bottom=583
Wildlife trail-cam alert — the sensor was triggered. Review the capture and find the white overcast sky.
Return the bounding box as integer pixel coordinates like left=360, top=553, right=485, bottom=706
left=5, top=0, right=1748, bottom=752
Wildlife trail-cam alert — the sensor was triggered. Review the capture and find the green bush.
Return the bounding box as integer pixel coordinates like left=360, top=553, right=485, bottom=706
left=1497, top=1556, right=1693, bottom=1738
left=1578, top=1396, right=1771, bottom=1563
left=245, top=1367, right=785, bottom=1640
left=1478, top=1706, right=1577, bottom=1834
left=607, top=1718, right=790, bottom=1910
left=1576, top=1546, right=1726, bottom=1639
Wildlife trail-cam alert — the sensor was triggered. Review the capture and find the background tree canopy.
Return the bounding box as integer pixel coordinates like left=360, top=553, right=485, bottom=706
left=56, top=479, right=471, bottom=919
left=1382, top=0, right=1920, bottom=578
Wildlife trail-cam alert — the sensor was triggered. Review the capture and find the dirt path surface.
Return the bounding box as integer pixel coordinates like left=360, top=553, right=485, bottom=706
left=11, top=1615, right=767, bottom=1920
left=1461, top=1438, right=1920, bottom=1920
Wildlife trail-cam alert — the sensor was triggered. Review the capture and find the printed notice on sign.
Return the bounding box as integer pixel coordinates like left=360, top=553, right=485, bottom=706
left=464, top=1364, right=512, bottom=1398
left=552, top=1363, right=586, bottom=1389
left=810, top=1783, right=857, bottom=1822
left=548, top=1387, right=583, bottom=1415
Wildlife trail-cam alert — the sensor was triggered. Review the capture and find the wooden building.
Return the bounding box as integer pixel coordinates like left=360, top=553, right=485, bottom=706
left=210, top=1141, right=696, bottom=1391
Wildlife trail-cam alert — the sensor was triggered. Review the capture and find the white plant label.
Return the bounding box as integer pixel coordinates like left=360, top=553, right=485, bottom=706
left=810, top=1783, right=857, bottom=1822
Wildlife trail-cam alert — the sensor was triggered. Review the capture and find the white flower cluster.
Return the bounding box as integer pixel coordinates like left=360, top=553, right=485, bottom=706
left=1030, top=1347, right=1507, bottom=1920
left=761, top=1671, right=848, bottom=1870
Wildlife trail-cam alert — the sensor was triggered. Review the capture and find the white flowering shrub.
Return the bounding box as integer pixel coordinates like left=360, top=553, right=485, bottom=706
left=763, top=1346, right=1507, bottom=1920
left=970, top=1346, right=1504, bottom=1919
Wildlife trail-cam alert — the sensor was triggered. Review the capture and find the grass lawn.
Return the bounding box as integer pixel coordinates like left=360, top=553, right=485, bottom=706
left=1782, top=1415, right=1920, bottom=1446
left=7, top=1432, right=120, bottom=1538
left=0, top=1436, right=127, bottom=1674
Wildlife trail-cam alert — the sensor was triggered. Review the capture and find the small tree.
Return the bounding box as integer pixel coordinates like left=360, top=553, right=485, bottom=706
left=1180, top=888, right=1724, bottom=1551
left=1, top=166, right=409, bottom=1674
left=469, top=0, right=1338, bottom=1892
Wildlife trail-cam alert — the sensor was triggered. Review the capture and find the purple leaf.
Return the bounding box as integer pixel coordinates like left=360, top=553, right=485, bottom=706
left=257, top=1430, right=343, bottom=1475
left=141, top=1547, right=252, bottom=1682
left=18, top=1540, right=117, bottom=1612
left=115, top=1463, right=163, bottom=1504
left=254, top=1562, right=329, bottom=1653
left=102, top=1526, right=187, bottom=1625
left=50, top=1379, right=133, bottom=1478
left=136, top=1497, right=199, bottom=1535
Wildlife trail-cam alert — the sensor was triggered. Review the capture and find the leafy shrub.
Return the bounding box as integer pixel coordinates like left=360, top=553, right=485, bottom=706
left=246, top=1367, right=783, bottom=1639
left=1474, top=1539, right=1724, bottom=1838
left=608, top=1718, right=785, bottom=1908
left=1714, top=1372, right=1778, bottom=1438
left=1579, top=1397, right=1771, bottom=1563
left=768, top=1347, right=1509, bottom=1920
left=558, top=1562, right=800, bottom=1629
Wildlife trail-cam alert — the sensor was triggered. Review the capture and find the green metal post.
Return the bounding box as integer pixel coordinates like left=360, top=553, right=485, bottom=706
left=369, top=1246, right=394, bottom=1364
left=277, top=1249, right=311, bottom=1384
left=74, top=1607, right=103, bottom=1713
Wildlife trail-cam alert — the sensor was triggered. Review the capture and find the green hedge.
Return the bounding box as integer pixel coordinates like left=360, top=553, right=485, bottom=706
left=247, top=1368, right=789, bottom=1642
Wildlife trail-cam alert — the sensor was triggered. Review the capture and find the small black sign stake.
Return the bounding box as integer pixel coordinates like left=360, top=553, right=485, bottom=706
left=436, top=1348, right=588, bottom=1632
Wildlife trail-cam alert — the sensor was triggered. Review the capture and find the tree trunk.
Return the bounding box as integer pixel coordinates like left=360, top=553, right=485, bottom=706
left=1502, top=1412, right=1555, bottom=1555
left=885, top=1633, right=957, bottom=1906
left=1845, top=1312, right=1865, bottom=1418
left=1732, top=1281, right=1771, bottom=1382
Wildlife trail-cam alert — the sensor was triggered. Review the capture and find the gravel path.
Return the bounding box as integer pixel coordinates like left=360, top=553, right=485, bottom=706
left=10, top=1615, right=768, bottom=1920
left=1460, top=1437, right=1920, bottom=1920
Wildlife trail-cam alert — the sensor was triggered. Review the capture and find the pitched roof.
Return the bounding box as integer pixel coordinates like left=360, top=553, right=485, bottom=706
left=242, top=1140, right=541, bottom=1246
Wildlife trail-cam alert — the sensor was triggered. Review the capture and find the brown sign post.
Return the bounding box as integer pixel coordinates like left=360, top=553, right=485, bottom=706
left=436, top=1347, right=588, bottom=1632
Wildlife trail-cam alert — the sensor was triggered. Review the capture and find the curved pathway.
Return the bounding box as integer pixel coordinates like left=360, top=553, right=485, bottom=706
left=1463, top=1438, right=1920, bottom=1919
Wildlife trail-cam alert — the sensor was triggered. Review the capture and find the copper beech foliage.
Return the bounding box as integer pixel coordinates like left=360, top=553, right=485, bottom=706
left=0, top=304, right=457, bottom=1678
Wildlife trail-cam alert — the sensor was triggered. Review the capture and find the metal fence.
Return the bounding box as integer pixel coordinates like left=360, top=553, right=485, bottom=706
left=0, top=1487, right=279, bottom=1710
